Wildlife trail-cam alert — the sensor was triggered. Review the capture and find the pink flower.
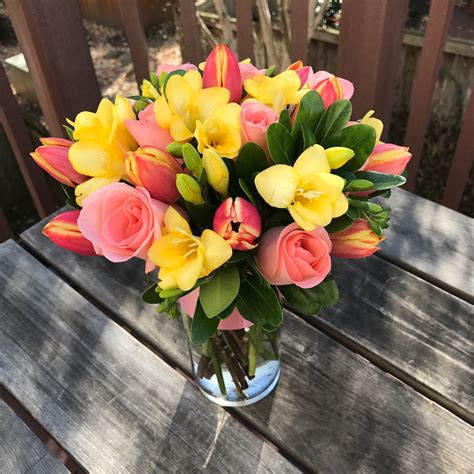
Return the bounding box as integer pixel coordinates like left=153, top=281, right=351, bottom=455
left=287, top=61, right=312, bottom=87
left=330, top=219, right=383, bottom=258
left=43, top=210, right=96, bottom=256
left=361, top=143, right=412, bottom=175
left=305, top=69, right=354, bottom=108
left=78, top=182, right=168, bottom=272
left=240, top=102, right=278, bottom=153
left=256, top=223, right=332, bottom=288
left=156, top=63, right=198, bottom=75
left=213, top=197, right=261, bottom=250
left=125, top=104, right=173, bottom=150
left=239, top=63, right=266, bottom=82
left=179, top=289, right=252, bottom=331
left=30, top=137, right=87, bottom=187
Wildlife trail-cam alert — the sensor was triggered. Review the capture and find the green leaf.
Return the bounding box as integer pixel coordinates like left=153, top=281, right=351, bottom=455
left=354, top=170, right=407, bottom=191
left=191, top=301, right=220, bottom=344
left=346, top=206, right=361, bottom=220
left=306, top=279, right=339, bottom=306
left=301, top=122, right=316, bottom=150
left=325, top=215, right=354, bottom=233
left=266, top=122, right=294, bottom=165
left=314, top=99, right=352, bottom=145
left=184, top=201, right=215, bottom=230
left=292, top=90, right=325, bottom=138
left=228, top=251, right=250, bottom=263
left=279, top=285, right=322, bottom=316
left=63, top=125, right=75, bottom=141
left=159, top=287, right=184, bottom=299
left=235, top=142, right=268, bottom=188
left=127, top=95, right=154, bottom=103
left=344, top=179, right=373, bottom=192
left=236, top=274, right=283, bottom=328
left=216, top=299, right=237, bottom=320
left=266, top=65, right=276, bottom=76
left=199, top=265, right=240, bottom=318
left=279, top=109, right=292, bottom=132
left=324, top=124, right=376, bottom=172
left=142, top=284, right=163, bottom=304
left=239, top=179, right=259, bottom=208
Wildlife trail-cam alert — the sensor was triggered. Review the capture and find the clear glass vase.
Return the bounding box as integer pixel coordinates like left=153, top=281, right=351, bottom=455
left=181, top=310, right=281, bottom=407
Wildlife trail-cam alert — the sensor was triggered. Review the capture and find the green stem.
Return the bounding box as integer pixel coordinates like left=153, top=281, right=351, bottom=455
left=248, top=340, right=256, bottom=378
left=208, top=339, right=227, bottom=396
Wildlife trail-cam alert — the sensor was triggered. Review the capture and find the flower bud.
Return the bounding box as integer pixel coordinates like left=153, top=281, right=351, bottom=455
left=361, top=143, right=412, bottom=175
left=43, top=210, right=96, bottom=256
left=176, top=174, right=204, bottom=205
left=325, top=147, right=355, bottom=169
left=330, top=219, right=384, bottom=259
left=166, top=141, right=183, bottom=157
left=202, top=149, right=229, bottom=197
left=182, top=143, right=202, bottom=178
left=141, top=79, right=160, bottom=99
left=213, top=197, right=262, bottom=251
left=203, top=44, right=242, bottom=103
left=30, top=137, right=87, bottom=187
left=125, top=146, right=181, bottom=204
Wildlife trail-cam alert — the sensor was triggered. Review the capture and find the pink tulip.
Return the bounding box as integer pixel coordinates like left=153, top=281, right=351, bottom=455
left=287, top=61, right=311, bottom=87
left=77, top=183, right=168, bottom=272
left=126, top=146, right=181, bottom=204
left=304, top=69, right=354, bottom=107
left=156, top=63, right=198, bottom=75
left=256, top=223, right=332, bottom=288
left=125, top=104, right=173, bottom=150
left=240, top=102, right=278, bottom=154
left=361, top=143, right=412, bottom=175
left=203, top=44, right=242, bottom=103
left=30, top=137, right=87, bottom=187
left=180, top=288, right=252, bottom=331
left=213, top=197, right=261, bottom=251
left=238, top=62, right=266, bottom=82
left=330, top=219, right=384, bottom=259
left=43, top=210, right=96, bottom=256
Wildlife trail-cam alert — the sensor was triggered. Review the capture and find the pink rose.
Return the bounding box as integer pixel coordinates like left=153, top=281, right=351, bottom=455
left=239, top=63, right=266, bottom=82
left=240, top=102, right=278, bottom=153
left=125, top=104, right=173, bottom=150
left=256, top=223, right=332, bottom=288
left=179, top=289, right=252, bottom=331
left=78, top=182, right=168, bottom=272
left=156, top=63, right=198, bottom=75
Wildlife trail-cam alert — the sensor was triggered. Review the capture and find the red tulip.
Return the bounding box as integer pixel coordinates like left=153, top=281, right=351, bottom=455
left=43, top=210, right=96, bottom=256
left=203, top=44, right=242, bottom=103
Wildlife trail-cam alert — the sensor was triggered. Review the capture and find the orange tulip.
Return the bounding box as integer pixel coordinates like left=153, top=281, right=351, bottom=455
left=330, top=219, right=383, bottom=258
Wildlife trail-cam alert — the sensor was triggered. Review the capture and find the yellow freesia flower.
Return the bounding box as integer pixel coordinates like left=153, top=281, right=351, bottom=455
left=202, top=149, right=229, bottom=197
left=244, top=70, right=307, bottom=112
left=67, top=97, right=137, bottom=205
left=153, top=69, right=230, bottom=142
left=195, top=103, right=241, bottom=158
left=141, top=79, right=160, bottom=99
left=148, top=207, right=232, bottom=291
left=255, top=145, right=351, bottom=230
left=360, top=110, right=383, bottom=143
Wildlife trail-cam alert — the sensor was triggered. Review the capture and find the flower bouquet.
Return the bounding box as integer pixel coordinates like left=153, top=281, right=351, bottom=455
left=32, top=45, right=411, bottom=406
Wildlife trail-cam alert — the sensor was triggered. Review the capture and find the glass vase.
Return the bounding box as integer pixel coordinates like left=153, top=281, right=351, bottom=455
left=181, top=309, right=281, bottom=407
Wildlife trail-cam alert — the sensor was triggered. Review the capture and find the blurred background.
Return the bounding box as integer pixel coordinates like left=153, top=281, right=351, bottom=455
left=0, top=0, right=473, bottom=237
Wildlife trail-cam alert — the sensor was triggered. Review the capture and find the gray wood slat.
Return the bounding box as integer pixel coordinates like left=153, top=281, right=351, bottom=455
left=0, top=400, right=67, bottom=474
left=378, top=188, right=473, bottom=301
left=20, top=227, right=474, bottom=471
left=0, top=241, right=299, bottom=474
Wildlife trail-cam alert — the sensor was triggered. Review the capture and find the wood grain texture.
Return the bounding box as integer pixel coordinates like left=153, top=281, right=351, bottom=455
left=0, top=241, right=299, bottom=474
left=378, top=188, right=473, bottom=301
left=235, top=0, right=254, bottom=61
left=20, top=226, right=474, bottom=471
left=0, top=400, right=67, bottom=474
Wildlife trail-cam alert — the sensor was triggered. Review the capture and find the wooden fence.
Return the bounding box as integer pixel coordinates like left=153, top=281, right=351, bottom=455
left=0, top=0, right=472, bottom=240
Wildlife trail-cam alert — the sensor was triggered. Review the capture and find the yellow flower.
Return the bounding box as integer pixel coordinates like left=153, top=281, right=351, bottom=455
left=255, top=145, right=351, bottom=230
left=244, top=70, right=306, bottom=112
left=195, top=103, right=241, bottom=158
left=141, top=79, right=160, bottom=99
left=67, top=97, right=137, bottom=205
left=148, top=207, right=232, bottom=291
left=202, top=149, right=229, bottom=197
left=154, top=69, right=230, bottom=142
left=360, top=110, right=383, bottom=143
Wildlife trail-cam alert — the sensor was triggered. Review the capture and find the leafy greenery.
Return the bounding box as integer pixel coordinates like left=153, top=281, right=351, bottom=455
left=354, top=171, right=407, bottom=190
left=191, top=301, right=220, bottom=344
left=266, top=122, right=294, bottom=165
left=235, top=143, right=268, bottom=188
left=314, top=99, right=352, bottom=145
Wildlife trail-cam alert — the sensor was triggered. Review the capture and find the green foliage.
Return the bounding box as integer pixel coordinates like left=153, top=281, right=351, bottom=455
left=142, top=284, right=163, bottom=304
left=279, top=109, right=292, bottom=132
left=354, top=171, right=407, bottom=191
left=235, top=143, right=268, bottom=189
left=191, top=301, right=220, bottom=344
left=292, top=90, right=325, bottom=139
left=314, top=99, right=352, bottom=145
left=325, top=214, right=354, bottom=233
left=266, top=122, right=294, bottom=165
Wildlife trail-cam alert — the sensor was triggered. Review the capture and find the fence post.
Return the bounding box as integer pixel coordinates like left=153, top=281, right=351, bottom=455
left=6, top=0, right=101, bottom=137
left=441, top=91, right=474, bottom=210
left=337, top=0, right=408, bottom=138
left=290, top=0, right=310, bottom=64
left=404, top=0, right=455, bottom=191
left=178, top=0, right=203, bottom=64
left=118, top=0, right=149, bottom=88
left=0, top=208, right=13, bottom=243
left=0, top=65, right=56, bottom=218
left=235, top=0, right=254, bottom=62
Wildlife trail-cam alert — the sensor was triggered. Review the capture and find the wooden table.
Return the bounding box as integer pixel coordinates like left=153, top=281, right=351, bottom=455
left=1, top=188, right=473, bottom=473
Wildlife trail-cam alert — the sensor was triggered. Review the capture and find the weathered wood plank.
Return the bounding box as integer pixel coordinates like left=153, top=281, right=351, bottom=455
left=0, top=241, right=299, bottom=473
left=178, top=0, right=203, bottom=64
left=235, top=0, right=254, bottom=61
left=20, top=225, right=474, bottom=471
left=290, top=0, right=309, bottom=64
left=378, top=188, right=473, bottom=301
left=0, top=400, right=67, bottom=474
